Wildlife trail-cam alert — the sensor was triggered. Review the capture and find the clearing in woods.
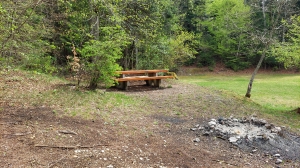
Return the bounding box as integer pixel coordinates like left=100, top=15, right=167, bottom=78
left=1, top=69, right=300, bottom=167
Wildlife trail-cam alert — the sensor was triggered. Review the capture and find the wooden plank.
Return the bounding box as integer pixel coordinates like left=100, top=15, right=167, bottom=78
left=115, top=76, right=174, bottom=82
left=116, top=69, right=169, bottom=74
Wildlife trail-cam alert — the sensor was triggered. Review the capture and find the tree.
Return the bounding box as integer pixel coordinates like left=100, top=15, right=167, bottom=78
left=0, top=0, right=51, bottom=71
left=202, top=0, right=252, bottom=71
left=272, top=15, right=300, bottom=69
left=245, top=0, right=298, bottom=98
left=81, top=26, right=129, bottom=89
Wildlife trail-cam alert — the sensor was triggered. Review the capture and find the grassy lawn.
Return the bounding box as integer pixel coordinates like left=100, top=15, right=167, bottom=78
left=180, top=73, right=300, bottom=128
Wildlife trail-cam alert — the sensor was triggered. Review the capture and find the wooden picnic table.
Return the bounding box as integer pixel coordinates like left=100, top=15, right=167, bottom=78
left=115, top=69, right=174, bottom=90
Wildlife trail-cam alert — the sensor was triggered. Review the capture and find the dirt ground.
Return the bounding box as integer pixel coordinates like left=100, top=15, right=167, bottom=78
left=1, top=70, right=300, bottom=168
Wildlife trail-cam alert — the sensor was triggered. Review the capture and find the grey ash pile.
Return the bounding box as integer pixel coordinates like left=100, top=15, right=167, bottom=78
left=191, top=117, right=300, bottom=161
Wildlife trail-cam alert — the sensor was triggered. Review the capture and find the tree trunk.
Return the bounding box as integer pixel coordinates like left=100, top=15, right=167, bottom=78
left=124, top=47, right=128, bottom=70
left=262, top=0, right=266, bottom=28
left=245, top=49, right=267, bottom=98
left=135, top=38, right=138, bottom=69
left=90, top=0, right=99, bottom=40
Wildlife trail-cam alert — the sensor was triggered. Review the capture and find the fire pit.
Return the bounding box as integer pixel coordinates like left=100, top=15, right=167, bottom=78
left=191, top=117, right=300, bottom=162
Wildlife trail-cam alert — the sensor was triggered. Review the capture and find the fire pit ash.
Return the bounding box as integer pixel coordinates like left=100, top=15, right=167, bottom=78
left=191, top=117, right=300, bottom=161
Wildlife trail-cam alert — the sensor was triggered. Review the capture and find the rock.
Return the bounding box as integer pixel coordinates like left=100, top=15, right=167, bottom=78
left=252, top=149, right=257, bottom=153
left=190, top=128, right=197, bottom=131
left=209, top=125, right=215, bottom=129
left=233, top=118, right=239, bottom=122
left=107, top=165, right=114, bottom=168
left=265, top=123, right=272, bottom=129
left=208, top=121, right=216, bottom=126
left=208, top=121, right=217, bottom=128
left=193, top=138, right=200, bottom=142
left=275, top=158, right=283, bottom=164
left=218, top=117, right=225, bottom=124
left=273, top=154, right=281, bottom=157
left=203, top=131, right=210, bottom=136
left=271, top=127, right=282, bottom=133
left=198, top=126, right=204, bottom=130
left=218, top=117, right=224, bottom=122
left=240, top=119, right=248, bottom=123
left=258, top=134, right=269, bottom=141
left=257, top=119, right=267, bottom=125
left=251, top=118, right=267, bottom=125
left=229, top=137, right=238, bottom=143
left=211, top=119, right=217, bottom=122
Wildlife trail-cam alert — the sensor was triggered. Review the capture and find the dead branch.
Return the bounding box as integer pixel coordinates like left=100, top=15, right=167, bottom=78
left=34, top=144, right=110, bottom=149
left=58, top=130, right=77, bottom=135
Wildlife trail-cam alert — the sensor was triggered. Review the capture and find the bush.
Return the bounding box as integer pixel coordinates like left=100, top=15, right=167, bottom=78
left=225, top=58, right=250, bottom=71
left=81, top=40, right=123, bottom=89
left=196, top=52, right=216, bottom=68
left=23, top=55, right=57, bottom=74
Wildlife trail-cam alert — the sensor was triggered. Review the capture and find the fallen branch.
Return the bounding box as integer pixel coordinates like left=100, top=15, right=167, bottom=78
left=34, top=144, right=110, bottom=149
left=58, top=130, right=77, bottom=135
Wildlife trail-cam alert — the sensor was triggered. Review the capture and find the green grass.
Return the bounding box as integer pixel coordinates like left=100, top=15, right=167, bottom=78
left=1, top=69, right=146, bottom=123
left=42, top=88, right=145, bottom=121
left=181, top=74, right=300, bottom=129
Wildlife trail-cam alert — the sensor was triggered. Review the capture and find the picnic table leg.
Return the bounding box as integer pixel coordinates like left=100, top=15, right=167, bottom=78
left=146, top=80, right=154, bottom=86
left=123, top=81, right=128, bottom=90
left=118, top=81, right=128, bottom=90
left=147, top=73, right=157, bottom=86
left=154, top=79, right=161, bottom=87
left=146, top=80, right=150, bottom=86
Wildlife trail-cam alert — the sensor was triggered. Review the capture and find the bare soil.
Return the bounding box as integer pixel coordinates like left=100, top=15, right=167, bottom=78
left=1, top=70, right=299, bottom=168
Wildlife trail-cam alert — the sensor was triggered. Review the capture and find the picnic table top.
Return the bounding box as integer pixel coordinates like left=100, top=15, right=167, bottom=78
left=116, top=69, right=169, bottom=74
left=116, top=75, right=174, bottom=81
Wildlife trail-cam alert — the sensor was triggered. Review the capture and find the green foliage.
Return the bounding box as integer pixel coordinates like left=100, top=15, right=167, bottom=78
left=200, top=0, right=252, bottom=69
left=23, top=55, right=57, bottom=74
left=81, top=26, right=128, bottom=89
left=136, top=30, right=196, bottom=70
left=2, top=0, right=299, bottom=80
left=225, top=58, right=250, bottom=72
left=272, top=15, right=300, bottom=69
left=167, top=31, right=197, bottom=68
left=196, top=52, right=215, bottom=68
left=0, top=1, right=51, bottom=71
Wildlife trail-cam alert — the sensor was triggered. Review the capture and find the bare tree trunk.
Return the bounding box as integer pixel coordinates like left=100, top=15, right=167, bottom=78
left=124, top=47, right=128, bottom=70
left=88, top=0, right=100, bottom=89
left=236, top=36, right=241, bottom=58
left=262, top=0, right=266, bottom=28
left=135, top=38, right=138, bottom=69
left=245, top=49, right=266, bottom=98
left=245, top=0, right=292, bottom=98
left=90, top=0, right=99, bottom=40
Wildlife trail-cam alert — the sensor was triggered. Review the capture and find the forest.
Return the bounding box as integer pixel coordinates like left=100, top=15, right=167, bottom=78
left=1, top=0, right=300, bottom=88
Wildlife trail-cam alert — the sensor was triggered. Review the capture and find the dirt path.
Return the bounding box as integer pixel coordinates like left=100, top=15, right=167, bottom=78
left=1, top=72, right=299, bottom=167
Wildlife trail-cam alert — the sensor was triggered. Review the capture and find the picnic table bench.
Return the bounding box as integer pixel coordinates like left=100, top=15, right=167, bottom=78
left=115, top=69, right=175, bottom=90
